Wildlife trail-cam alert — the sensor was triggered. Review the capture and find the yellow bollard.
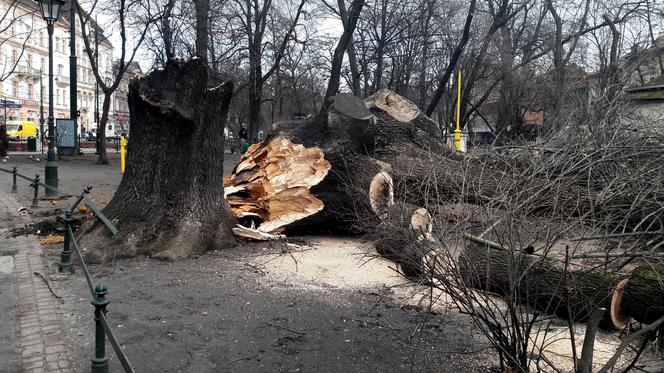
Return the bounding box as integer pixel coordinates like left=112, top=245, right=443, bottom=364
left=120, top=135, right=127, bottom=173
left=454, top=69, right=463, bottom=151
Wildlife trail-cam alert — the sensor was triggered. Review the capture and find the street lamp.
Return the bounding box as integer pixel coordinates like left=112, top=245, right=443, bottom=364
left=34, top=0, right=65, bottom=197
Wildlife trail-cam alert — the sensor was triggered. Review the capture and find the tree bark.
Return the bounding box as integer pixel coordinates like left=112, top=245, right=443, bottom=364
left=95, top=92, right=112, bottom=165
left=78, top=60, right=237, bottom=263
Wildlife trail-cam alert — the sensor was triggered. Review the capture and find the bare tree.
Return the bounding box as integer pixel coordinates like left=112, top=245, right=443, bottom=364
left=76, top=0, right=159, bottom=164
left=234, top=0, right=306, bottom=142
left=0, top=1, right=38, bottom=156
left=320, top=0, right=365, bottom=115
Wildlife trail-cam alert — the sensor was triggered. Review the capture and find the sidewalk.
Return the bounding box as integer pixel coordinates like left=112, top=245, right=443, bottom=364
left=0, top=187, right=70, bottom=373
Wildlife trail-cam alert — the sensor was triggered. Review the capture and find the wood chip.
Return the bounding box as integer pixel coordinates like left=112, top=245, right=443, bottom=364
left=39, top=235, right=64, bottom=245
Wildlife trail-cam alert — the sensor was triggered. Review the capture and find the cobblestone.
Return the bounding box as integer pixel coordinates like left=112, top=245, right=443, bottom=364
left=0, top=188, right=71, bottom=373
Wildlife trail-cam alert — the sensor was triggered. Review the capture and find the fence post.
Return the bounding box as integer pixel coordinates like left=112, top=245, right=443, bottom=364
left=31, top=174, right=39, bottom=208
left=91, top=283, right=110, bottom=373
left=11, top=166, right=17, bottom=193
left=58, top=209, right=74, bottom=273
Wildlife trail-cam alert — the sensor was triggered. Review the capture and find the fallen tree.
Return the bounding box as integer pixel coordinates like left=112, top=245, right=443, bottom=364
left=235, top=90, right=447, bottom=233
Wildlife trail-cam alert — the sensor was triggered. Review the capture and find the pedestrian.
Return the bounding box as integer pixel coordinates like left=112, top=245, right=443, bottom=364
left=238, top=126, right=248, bottom=143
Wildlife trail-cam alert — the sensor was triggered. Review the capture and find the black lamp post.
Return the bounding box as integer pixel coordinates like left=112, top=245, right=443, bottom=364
left=34, top=0, right=65, bottom=197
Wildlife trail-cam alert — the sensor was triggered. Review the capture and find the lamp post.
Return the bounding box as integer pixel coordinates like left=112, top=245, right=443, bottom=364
left=34, top=0, right=65, bottom=197
left=69, top=0, right=78, bottom=154
left=40, top=69, right=45, bottom=154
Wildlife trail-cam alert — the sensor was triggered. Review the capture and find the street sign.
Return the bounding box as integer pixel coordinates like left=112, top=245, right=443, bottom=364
left=0, top=99, right=21, bottom=109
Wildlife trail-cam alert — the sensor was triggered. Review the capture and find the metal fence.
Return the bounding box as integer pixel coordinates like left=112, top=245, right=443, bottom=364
left=0, top=166, right=133, bottom=373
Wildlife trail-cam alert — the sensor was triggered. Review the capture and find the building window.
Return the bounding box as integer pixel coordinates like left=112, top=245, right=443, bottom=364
left=28, top=84, right=33, bottom=99
left=27, top=54, right=32, bottom=68
left=39, top=31, right=45, bottom=47
left=41, top=58, right=45, bottom=72
left=11, top=49, right=17, bottom=66
left=57, top=64, right=63, bottom=77
left=12, top=81, right=18, bottom=97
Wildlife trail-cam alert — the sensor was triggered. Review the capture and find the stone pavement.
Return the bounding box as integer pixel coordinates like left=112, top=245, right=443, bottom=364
left=0, top=188, right=70, bottom=373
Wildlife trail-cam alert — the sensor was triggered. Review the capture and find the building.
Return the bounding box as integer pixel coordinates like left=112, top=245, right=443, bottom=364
left=0, top=0, right=114, bottom=137
left=110, top=60, right=142, bottom=135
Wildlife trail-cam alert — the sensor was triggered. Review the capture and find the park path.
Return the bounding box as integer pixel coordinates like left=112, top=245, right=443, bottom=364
left=0, top=187, right=71, bottom=373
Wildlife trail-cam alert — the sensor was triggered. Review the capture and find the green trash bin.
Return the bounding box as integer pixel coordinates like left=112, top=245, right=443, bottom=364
left=241, top=142, right=251, bottom=154
left=27, top=137, right=37, bottom=151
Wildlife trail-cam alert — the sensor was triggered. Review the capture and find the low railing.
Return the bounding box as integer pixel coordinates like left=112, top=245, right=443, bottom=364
left=0, top=166, right=131, bottom=373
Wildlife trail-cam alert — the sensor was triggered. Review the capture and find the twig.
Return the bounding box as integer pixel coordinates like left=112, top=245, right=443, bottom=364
left=570, top=231, right=664, bottom=241
left=572, top=251, right=664, bottom=259
left=264, top=322, right=306, bottom=335
left=597, top=314, right=664, bottom=373
left=220, top=354, right=258, bottom=366
left=463, top=232, right=506, bottom=251
left=408, top=322, right=422, bottom=342
left=33, top=272, right=62, bottom=299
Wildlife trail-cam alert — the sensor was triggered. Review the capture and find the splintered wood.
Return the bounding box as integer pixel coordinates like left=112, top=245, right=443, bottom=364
left=225, top=135, right=331, bottom=235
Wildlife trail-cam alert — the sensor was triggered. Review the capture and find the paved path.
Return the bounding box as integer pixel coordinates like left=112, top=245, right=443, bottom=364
left=0, top=188, right=70, bottom=373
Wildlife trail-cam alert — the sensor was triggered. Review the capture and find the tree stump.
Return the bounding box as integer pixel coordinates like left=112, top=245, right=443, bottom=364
left=77, top=59, right=237, bottom=262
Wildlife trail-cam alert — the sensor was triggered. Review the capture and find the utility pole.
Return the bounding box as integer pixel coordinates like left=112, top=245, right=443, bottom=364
left=69, top=0, right=78, bottom=153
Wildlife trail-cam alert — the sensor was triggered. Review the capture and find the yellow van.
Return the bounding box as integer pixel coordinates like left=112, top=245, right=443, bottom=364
left=5, top=121, right=37, bottom=141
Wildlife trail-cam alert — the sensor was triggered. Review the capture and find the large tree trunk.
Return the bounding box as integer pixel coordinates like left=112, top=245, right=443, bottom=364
left=78, top=60, right=237, bottom=263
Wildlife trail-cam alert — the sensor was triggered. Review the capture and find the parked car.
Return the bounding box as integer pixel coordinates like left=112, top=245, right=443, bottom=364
left=5, top=121, right=37, bottom=141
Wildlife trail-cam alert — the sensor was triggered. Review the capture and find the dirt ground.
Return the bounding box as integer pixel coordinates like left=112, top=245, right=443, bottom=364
left=43, top=239, right=495, bottom=373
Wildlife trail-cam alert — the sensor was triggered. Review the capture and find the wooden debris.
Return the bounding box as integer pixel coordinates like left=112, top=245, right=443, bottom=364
left=39, top=235, right=64, bottom=245
left=232, top=225, right=285, bottom=241
left=224, top=135, right=331, bottom=234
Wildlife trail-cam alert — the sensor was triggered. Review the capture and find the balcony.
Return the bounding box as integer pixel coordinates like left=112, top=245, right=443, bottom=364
left=14, top=64, right=41, bottom=78
left=55, top=75, right=70, bottom=87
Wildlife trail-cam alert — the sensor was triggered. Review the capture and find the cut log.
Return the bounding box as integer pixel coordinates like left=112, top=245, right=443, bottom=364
left=365, top=89, right=420, bottom=123
left=224, top=135, right=331, bottom=233
left=366, top=168, right=436, bottom=277
left=610, top=265, right=664, bottom=327
left=369, top=171, right=394, bottom=220
left=372, top=191, right=434, bottom=277
left=456, top=243, right=623, bottom=323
